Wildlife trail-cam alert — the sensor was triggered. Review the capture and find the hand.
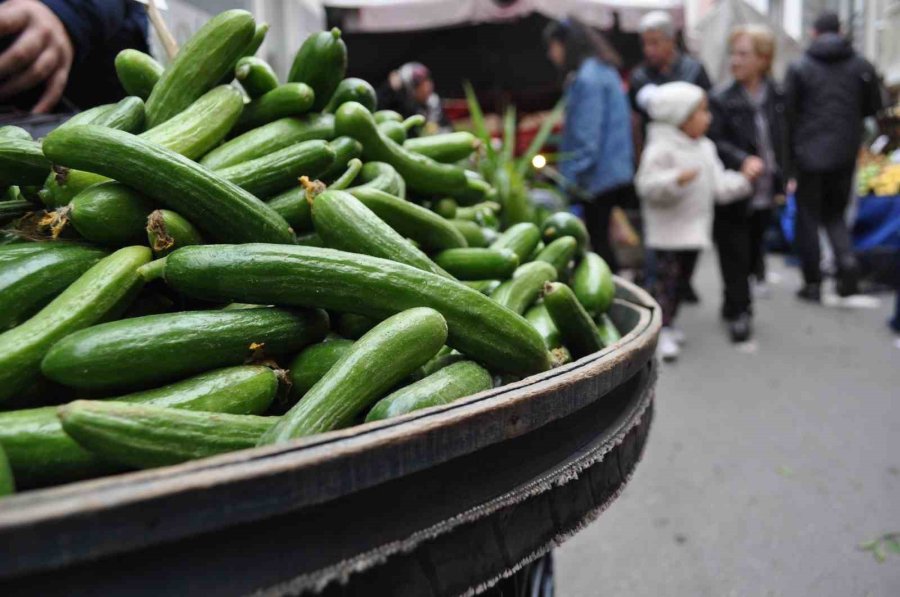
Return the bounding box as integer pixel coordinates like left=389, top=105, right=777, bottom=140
left=0, top=0, right=73, bottom=113
left=676, top=168, right=699, bottom=186
left=741, top=156, right=765, bottom=181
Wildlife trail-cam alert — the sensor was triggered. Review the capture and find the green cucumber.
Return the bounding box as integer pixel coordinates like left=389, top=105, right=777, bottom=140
left=0, top=243, right=106, bottom=331
left=349, top=160, right=405, bottom=198
left=535, top=236, right=578, bottom=278
left=453, top=171, right=495, bottom=206
left=63, top=96, right=145, bottom=132
left=233, top=83, right=315, bottom=134
left=319, top=136, right=363, bottom=181
left=66, top=182, right=156, bottom=246
left=366, top=360, right=491, bottom=422
left=0, top=199, right=31, bottom=224
left=572, top=252, right=615, bottom=315
left=41, top=86, right=246, bottom=207
left=462, top=279, right=501, bottom=295
left=288, top=28, right=347, bottom=111
left=434, top=198, right=457, bottom=219
left=449, top=219, right=490, bottom=248
left=434, top=248, right=518, bottom=280
left=490, top=222, right=541, bottom=262
left=145, top=10, right=256, bottom=127
left=43, top=125, right=295, bottom=244
left=374, top=110, right=403, bottom=124
left=42, top=307, right=328, bottom=392
left=527, top=241, right=545, bottom=262
left=287, top=338, right=353, bottom=401
left=0, top=246, right=150, bottom=403
left=596, top=313, right=622, bottom=346
left=378, top=120, right=407, bottom=144
left=200, top=113, right=335, bottom=170
left=525, top=303, right=561, bottom=349
left=115, top=49, right=163, bottom=100
left=0, top=444, right=12, bottom=496
left=0, top=365, right=278, bottom=488
left=348, top=187, right=467, bottom=251
left=312, top=190, right=450, bottom=278
left=0, top=138, right=50, bottom=187
left=266, top=186, right=312, bottom=232
left=323, top=77, right=376, bottom=113
left=403, top=132, right=479, bottom=163
left=329, top=158, right=361, bottom=190
left=491, top=261, right=558, bottom=315
left=141, top=85, right=245, bottom=160
left=164, top=244, right=551, bottom=376
left=147, top=209, right=203, bottom=256
left=334, top=312, right=377, bottom=339
left=234, top=56, right=278, bottom=98
left=334, top=102, right=468, bottom=197
left=244, top=22, right=269, bottom=58
left=407, top=345, right=459, bottom=380
left=0, top=125, right=31, bottom=141
left=543, top=282, right=604, bottom=358
left=59, top=401, right=276, bottom=469
left=261, top=307, right=446, bottom=442
left=215, top=139, right=335, bottom=198
left=541, top=211, right=589, bottom=253
left=455, top=202, right=500, bottom=229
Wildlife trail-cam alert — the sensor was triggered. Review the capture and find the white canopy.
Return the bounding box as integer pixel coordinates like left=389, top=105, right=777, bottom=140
left=323, top=0, right=684, bottom=33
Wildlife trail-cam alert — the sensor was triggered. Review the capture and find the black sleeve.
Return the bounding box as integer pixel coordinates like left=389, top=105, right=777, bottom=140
left=782, top=64, right=801, bottom=177
left=708, top=94, right=748, bottom=170
left=859, top=60, right=884, bottom=118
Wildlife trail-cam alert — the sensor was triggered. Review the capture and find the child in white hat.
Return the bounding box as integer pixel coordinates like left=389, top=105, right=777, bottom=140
left=635, top=81, right=753, bottom=361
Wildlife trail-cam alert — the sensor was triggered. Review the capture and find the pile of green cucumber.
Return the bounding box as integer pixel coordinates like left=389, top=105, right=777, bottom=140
left=0, top=9, right=619, bottom=497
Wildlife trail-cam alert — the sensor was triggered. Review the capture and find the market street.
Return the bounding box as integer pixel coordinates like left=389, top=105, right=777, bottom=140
left=557, top=255, right=900, bottom=596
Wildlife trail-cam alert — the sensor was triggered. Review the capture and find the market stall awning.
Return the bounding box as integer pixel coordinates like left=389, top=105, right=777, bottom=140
left=323, top=0, right=684, bottom=33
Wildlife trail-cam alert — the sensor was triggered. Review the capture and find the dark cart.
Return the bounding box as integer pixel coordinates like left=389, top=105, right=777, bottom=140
left=0, top=278, right=660, bottom=596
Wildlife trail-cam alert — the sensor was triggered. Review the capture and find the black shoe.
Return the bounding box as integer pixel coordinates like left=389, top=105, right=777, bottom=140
left=797, top=283, right=821, bottom=303
left=729, top=313, right=752, bottom=343
left=836, top=273, right=859, bottom=298
left=680, top=285, right=700, bottom=304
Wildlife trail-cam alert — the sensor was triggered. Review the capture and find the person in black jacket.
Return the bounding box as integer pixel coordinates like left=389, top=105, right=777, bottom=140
left=709, top=25, right=786, bottom=342
left=785, top=12, right=883, bottom=301
left=0, top=0, right=148, bottom=114
left=629, top=10, right=712, bottom=305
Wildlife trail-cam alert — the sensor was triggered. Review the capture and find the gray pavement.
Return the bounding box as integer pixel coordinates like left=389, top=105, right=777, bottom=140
left=556, top=254, right=900, bottom=597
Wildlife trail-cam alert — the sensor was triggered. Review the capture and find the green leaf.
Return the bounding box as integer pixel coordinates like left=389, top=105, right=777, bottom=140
left=462, top=81, right=497, bottom=166
left=501, top=105, right=516, bottom=165
left=859, top=539, right=879, bottom=551
left=515, top=98, right=565, bottom=178
left=885, top=537, right=900, bottom=554
left=874, top=543, right=887, bottom=563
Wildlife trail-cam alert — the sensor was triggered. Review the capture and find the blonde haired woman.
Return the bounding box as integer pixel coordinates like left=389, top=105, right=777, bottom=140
left=708, top=24, right=787, bottom=342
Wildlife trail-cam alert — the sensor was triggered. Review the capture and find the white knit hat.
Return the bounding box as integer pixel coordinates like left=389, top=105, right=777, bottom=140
left=646, top=82, right=706, bottom=127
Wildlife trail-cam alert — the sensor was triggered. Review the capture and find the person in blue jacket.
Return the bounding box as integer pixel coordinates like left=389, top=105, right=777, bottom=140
left=544, top=18, right=634, bottom=272
left=0, top=0, right=148, bottom=114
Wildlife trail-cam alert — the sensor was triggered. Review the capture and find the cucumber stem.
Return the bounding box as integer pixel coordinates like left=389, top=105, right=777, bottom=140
left=137, top=257, right=167, bottom=282
left=328, top=158, right=362, bottom=190
left=402, top=115, right=426, bottom=131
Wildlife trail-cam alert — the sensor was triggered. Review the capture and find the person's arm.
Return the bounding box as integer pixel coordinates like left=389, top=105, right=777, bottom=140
left=558, top=72, right=605, bottom=192
left=708, top=141, right=752, bottom=204
left=782, top=64, right=801, bottom=178
left=860, top=60, right=884, bottom=118
left=708, top=93, right=750, bottom=170
left=41, top=1, right=133, bottom=66
left=634, top=146, right=691, bottom=205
